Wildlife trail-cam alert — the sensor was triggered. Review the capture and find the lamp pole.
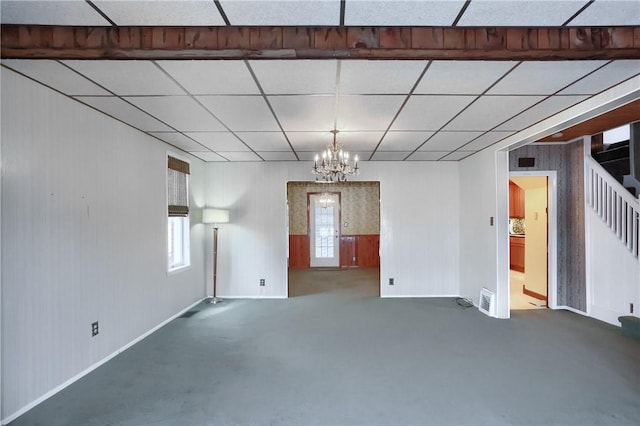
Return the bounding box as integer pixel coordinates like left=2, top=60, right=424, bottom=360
left=208, top=224, right=223, bottom=304
left=202, top=208, right=229, bottom=304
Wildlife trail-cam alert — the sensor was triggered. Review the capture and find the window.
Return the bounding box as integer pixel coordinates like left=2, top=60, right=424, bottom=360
left=167, top=155, right=190, bottom=271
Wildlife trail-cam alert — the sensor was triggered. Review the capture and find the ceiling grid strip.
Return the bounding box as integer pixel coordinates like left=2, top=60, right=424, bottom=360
left=451, top=0, right=472, bottom=27
left=448, top=59, right=625, bottom=159
left=213, top=0, right=231, bottom=26
left=367, top=61, right=433, bottom=160
left=244, top=60, right=300, bottom=160
left=84, top=0, right=117, bottom=27
left=153, top=60, right=259, bottom=161
left=562, top=0, right=595, bottom=26
left=56, top=60, right=222, bottom=155
left=404, top=61, right=523, bottom=161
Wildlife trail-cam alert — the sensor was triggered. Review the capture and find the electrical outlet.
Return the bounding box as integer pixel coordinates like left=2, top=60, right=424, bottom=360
left=91, top=321, right=99, bottom=337
left=352, top=256, right=356, bottom=262
left=389, top=278, right=394, bottom=286
left=260, top=279, right=265, bottom=287
left=631, top=303, right=634, bottom=314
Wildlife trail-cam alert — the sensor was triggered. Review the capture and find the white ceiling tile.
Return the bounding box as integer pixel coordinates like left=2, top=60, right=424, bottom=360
left=496, top=95, right=589, bottom=131
left=63, top=60, right=185, bottom=96
left=440, top=151, right=476, bottom=161
left=415, top=61, right=516, bottom=95
left=269, top=96, right=336, bottom=131
left=286, top=131, right=334, bottom=152
left=488, top=61, right=606, bottom=95
left=297, top=151, right=321, bottom=161
left=185, top=132, right=249, bottom=151
left=125, top=96, right=226, bottom=131
left=391, top=95, right=475, bottom=130
left=219, top=0, right=341, bottom=25
left=568, top=0, right=640, bottom=26
left=348, top=151, right=372, bottom=162
left=257, top=151, right=298, bottom=161
left=462, top=131, right=514, bottom=151
left=2, top=60, right=110, bottom=96
left=378, top=131, right=434, bottom=151
left=339, top=61, right=426, bottom=94
left=236, top=132, right=292, bottom=151
left=189, top=151, right=228, bottom=162
left=406, top=151, right=449, bottom=161
left=158, top=61, right=259, bottom=95
left=197, top=96, right=279, bottom=131
left=457, top=0, right=589, bottom=26
left=149, top=132, right=208, bottom=151
left=217, top=151, right=263, bottom=161
left=92, top=0, right=225, bottom=25
left=1, top=0, right=110, bottom=25
left=443, top=96, right=545, bottom=131
left=419, top=131, right=484, bottom=151
left=338, top=132, right=385, bottom=152
left=344, top=0, right=466, bottom=25
left=250, top=60, right=338, bottom=95
left=337, top=95, right=405, bottom=131
left=371, top=151, right=412, bottom=161
left=559, top=60, right=640, bottom=95
left=76, top=96, right=173, bottom=132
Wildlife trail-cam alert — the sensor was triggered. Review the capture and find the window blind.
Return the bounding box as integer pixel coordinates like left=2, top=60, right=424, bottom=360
left=168, top=156, right=190, bottom=217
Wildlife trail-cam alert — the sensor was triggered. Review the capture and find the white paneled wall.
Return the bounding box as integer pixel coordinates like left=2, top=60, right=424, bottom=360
left=458, top=149, right=506, bottom=316
left=205, top=161, right=461, bottom=298
left=374, top=162, right=460, bottom=297
left=587, top=209, right=639, bottom=326
left=1, top=70, right=206, bottom=422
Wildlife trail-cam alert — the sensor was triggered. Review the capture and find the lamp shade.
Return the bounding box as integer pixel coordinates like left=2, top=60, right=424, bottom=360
left=202, top=208, right=230, bottom=224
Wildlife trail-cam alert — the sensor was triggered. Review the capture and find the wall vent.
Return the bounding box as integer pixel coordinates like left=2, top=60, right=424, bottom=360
left=479, top=288, right=495, bottom=317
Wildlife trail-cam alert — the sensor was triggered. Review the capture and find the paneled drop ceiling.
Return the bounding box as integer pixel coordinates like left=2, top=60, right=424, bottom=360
left=1, top=0, right=639, bottom=163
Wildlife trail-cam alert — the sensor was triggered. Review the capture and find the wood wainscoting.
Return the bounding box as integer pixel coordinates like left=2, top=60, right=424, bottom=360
left=289, top=235, right=310, bottom=268
left=289, top=234, right=379, bottom=268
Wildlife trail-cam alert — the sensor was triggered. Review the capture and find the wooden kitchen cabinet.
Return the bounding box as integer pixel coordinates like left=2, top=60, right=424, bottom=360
left=509, top=181, right=525, bottom=218
left=510, top=236, right=525, bottom=272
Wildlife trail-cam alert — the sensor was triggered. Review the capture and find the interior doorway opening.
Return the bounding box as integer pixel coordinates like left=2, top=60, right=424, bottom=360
left=286, top=181, right=381, bottom=298
left=508, top=172, right=558, bottom=311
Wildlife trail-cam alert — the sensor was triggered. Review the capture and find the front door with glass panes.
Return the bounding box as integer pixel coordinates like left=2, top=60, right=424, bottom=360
left=309, top=193, right=340, bottom=267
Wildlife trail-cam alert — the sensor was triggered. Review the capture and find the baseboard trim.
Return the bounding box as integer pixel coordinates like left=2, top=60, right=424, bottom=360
left=555, top=305, right=588, bottom=316
left=522, top=285, right=547, bottom=301
left=381, top=294, right=461, bottom=298
left=222, top=296, right=287, bottom=299
left=1, top=298, right=204, bottom=426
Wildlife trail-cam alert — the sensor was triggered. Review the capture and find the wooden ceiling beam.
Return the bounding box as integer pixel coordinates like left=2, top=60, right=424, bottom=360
left=2, top=25, right=640, bottom=60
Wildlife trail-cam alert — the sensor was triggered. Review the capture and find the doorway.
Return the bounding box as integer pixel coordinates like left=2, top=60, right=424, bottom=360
left=286, top=181, right=381, bottom=297
left=508, top=172, right=558, bottom=311
left=309, top=193, right=340, bottom=267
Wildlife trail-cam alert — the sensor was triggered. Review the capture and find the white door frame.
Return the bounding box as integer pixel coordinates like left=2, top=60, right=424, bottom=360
left=309, top=193, right=341, bottom=267
left=508, top=171, right=558, bottom=310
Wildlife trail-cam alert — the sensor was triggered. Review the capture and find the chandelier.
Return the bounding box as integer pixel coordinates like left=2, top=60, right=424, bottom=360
left=312, top=130, right=360, bottom=182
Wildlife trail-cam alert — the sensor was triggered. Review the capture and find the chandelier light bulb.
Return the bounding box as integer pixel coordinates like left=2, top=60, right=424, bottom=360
left=311, top=132, right=360, bottom=182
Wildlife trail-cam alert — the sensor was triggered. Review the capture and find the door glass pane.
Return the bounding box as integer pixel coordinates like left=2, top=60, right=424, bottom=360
left=315, top=205, right=334, bottom=258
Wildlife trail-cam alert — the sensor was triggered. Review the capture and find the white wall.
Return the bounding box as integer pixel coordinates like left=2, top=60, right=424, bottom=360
left=1, top=69, right=207, bottom=422
left=205, top=161, right=460, bottom=298
left=587, top=209, right=639, bottom=326
left=459, top=149, right=509, bottom=316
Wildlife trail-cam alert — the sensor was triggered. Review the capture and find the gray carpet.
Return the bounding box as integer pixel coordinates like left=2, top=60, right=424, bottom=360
left=10, top=268, right=640, bottom=425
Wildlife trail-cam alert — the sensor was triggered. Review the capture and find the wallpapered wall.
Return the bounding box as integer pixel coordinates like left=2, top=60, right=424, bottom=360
left=287, top=181, right=380, bottom=235
left=509, top=142, right=586, bottom=311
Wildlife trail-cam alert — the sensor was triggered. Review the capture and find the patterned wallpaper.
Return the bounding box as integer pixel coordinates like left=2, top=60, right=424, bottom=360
left=287, top=182, right=380, bottom=235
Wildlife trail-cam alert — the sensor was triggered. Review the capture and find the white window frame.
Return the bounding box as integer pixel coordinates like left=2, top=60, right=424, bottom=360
left=167, top=153, right=191, bottom=273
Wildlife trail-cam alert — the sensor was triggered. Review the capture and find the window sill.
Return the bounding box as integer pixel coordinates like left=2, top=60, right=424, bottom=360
left=167, top=265, right=191, bottom=276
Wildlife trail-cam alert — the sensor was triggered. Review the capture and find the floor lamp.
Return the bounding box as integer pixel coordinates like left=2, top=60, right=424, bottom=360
left=203, top=208, right=230, bottom=304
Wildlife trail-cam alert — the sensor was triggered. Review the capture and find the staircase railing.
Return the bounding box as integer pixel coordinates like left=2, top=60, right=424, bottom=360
left=587, top=156, right=639, bottom=259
